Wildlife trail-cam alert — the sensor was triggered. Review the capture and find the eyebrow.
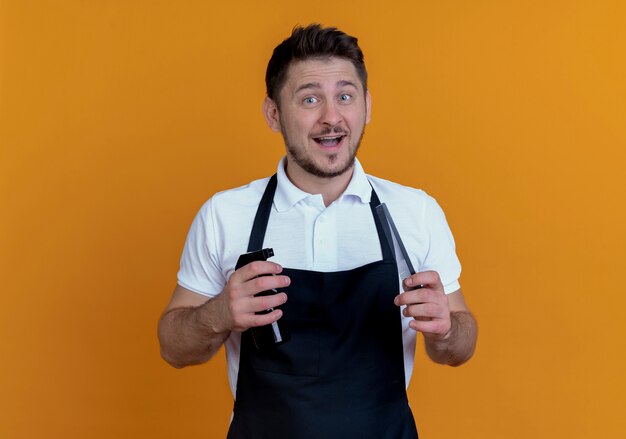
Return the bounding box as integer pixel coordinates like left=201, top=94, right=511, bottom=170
left=337, top=80, right=359, bottom=89
left=294, top=80, right=359, bottom=94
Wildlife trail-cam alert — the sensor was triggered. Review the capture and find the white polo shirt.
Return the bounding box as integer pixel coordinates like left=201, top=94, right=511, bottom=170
left=178, top=157, right=462, bottom=396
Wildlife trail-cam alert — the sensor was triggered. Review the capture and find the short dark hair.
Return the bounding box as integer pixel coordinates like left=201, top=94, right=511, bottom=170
left=265, top=24, right=368, bottom=104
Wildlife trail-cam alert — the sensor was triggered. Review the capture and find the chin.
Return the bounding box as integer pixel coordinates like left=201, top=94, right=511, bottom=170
left=286, top=137, right=359, bottom=179
left=311, top=156, right=356, bottom=178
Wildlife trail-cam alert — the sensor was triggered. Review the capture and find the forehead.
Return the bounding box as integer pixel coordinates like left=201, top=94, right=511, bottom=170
left=282, top=57, right=361, bottom=93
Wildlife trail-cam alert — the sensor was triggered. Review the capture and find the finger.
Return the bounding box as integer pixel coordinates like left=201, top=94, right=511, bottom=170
left=248, top=308, right=284, bottom=328
left=230, top=274, right=291, bottom=299
left=408, top=319, right=451, bottom=337
left=235, top=260, right=283, bottom=282
left=402, top=279, right=425, bottom=292
left=395, top=288, right=440, bottom=307
left=246, top=274, right=291, bottom=296
left=403, top=270, right=441, bottom=290
left=402, top=302, right=444, bottom=320
left=245, top=292, right=288, bottom=314
left=228, top=292, right=287, bottom=331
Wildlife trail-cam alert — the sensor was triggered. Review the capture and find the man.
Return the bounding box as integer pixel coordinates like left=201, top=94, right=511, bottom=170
left=158, top=24, right=477, bottom=439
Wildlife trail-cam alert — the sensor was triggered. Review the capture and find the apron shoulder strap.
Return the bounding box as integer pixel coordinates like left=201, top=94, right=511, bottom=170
left=247, top=174, right=278, bottom=252
left=368, top=183, right=395, bottom=262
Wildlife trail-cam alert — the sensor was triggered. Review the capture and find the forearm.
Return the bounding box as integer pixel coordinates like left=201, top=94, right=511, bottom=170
left=424, top=310, right=477, bottom=366
left=158, top=297, right=230, bottom=369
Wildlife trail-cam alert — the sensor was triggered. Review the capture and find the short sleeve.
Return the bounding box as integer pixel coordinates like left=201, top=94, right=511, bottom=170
left=421, top=196, right=462, bottom=294
left=177, top=198, right=227, bottom=297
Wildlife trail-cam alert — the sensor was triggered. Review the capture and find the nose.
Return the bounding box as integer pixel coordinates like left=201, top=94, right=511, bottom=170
left=319, top=101, right=342, bottom=126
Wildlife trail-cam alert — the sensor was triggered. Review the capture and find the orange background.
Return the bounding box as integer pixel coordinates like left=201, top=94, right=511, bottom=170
left=1, top=1, right=625, bottom=438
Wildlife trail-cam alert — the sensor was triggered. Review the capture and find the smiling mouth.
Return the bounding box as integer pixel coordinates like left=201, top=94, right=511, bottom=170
left=313, top=135, right=346, bottom=147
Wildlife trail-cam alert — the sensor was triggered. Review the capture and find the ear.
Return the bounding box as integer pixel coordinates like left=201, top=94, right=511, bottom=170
left=365, top=90, right=372, bottom=124
left=263, top=96, right=281, bottom=132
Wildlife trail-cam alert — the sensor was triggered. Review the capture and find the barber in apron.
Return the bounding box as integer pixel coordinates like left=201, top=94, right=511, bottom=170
left=227, top=175, right=419, bottom=439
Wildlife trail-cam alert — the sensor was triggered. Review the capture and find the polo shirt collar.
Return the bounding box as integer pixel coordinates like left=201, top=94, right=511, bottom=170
left=274, top=157, right=372, bottom=212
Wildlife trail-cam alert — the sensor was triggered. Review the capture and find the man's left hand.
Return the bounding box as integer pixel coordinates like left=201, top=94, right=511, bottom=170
left=394, top=270, right=451, bottom=341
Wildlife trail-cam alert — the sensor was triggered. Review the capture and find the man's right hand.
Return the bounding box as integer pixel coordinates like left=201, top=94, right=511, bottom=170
left=213, top=261, right=290, bottom=333
left=158, top=261, right=290, bottom=368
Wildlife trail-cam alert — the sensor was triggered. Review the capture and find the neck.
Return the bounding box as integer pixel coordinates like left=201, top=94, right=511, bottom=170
left=284, top=160, right=354, bottom=207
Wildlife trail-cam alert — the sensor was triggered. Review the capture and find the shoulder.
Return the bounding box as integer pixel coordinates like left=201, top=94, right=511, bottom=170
left=365, top=173, right=452, bottom=239
left=366, top=174, right=439, bottom=214
left=184, top=176, right=273, bottom=272
left=196, top=176, right=271, bottom=218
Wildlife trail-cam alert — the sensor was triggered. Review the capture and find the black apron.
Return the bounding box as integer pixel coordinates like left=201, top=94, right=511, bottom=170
left=227, top=175, right=418, bottom=439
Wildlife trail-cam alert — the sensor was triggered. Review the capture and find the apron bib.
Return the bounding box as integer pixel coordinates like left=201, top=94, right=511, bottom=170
left=227, top=174, right=418, bottom=439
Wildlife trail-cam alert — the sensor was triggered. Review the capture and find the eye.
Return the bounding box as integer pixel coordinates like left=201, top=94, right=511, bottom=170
left=303, top=96, right=318, bottom=105
left=339, top=94, right=352, bottom=102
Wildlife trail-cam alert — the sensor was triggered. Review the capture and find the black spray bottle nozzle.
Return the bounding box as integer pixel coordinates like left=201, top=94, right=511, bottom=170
left=235, top=248, right=275, bottom=270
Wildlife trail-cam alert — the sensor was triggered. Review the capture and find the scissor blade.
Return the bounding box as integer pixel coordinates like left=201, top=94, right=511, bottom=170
left=375, top=203, right=416, bottom=278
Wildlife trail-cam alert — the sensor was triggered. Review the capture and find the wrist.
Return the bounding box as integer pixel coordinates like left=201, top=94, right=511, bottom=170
left=423, top=313, right=456, bottom=345
left=198, top=295, right=231, bottom=334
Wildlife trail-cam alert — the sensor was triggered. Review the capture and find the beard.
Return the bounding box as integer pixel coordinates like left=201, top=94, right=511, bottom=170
left=281, top=125, right=366, bottom=179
